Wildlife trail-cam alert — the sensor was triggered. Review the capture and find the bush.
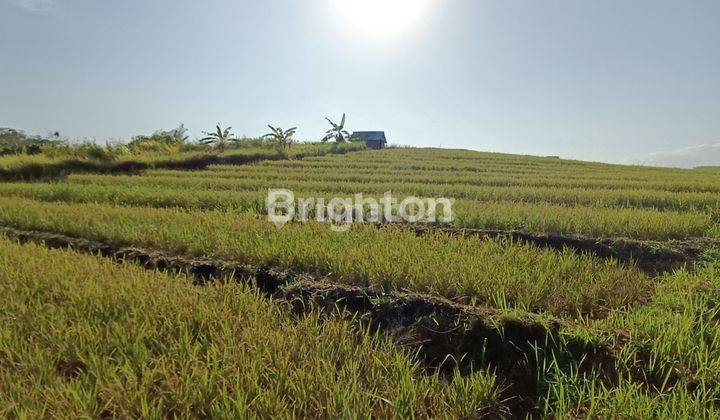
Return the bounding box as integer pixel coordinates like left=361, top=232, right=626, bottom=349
left=0, top=128, right=56, bottom=156
left=127, top=125, right=188, bottom=155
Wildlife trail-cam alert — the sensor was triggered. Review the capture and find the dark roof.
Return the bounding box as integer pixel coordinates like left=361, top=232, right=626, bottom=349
left=352, top=131, right=387, bottom=142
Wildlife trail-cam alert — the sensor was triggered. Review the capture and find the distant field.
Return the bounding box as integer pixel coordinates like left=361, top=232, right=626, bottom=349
left=0, top=148, right=716, bottom=239
left=0, top=142, right=364, bottom=180
left=1, top=146, right=719, bottom=417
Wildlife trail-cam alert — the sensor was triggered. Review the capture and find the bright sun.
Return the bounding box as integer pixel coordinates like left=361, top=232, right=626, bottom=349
left=330, top=0, right=433, bottom=39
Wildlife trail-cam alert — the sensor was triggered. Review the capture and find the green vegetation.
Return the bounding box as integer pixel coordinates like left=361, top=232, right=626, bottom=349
left=200, top=124, right=239, bottom=152
left=544, top=263, right=720, bottom=417
left=0, top=197, right=647, bottom=317
left=0, top=238, right=502, bottom=418
left=0, top=141, right=366, bottom=181
left=0, top=127, right=57, bottom=155
left=262, top=125, right=297, bottom=149
left=2, top=146, right=715, bottom=239
left=124, top=124, right=190, bottom=154
left=322, top=113, right=351, bottom=142
left=2, top=144, right=720, bottom=417
left=0, top=123, right=368, bottom=181
left=0, top=179, right=710, bottom=240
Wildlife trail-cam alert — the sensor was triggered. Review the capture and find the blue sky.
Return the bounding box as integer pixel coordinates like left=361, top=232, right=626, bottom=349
left=1, top=0, right=719, bottom=163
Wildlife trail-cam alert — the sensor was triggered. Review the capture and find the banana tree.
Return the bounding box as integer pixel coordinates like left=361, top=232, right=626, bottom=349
left=262, top=125, right=297, bottom=149
left=322, top=114, right=350, bottom=143
left=200, top=124, right=238, bottom=152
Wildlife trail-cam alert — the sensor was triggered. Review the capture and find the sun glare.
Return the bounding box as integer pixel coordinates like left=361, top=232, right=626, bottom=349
left=330, top=0, right=433, bottom=40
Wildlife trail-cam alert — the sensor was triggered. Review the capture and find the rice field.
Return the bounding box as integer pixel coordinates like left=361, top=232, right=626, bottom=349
left=2, top=145, right=719, bottom=417
left=0, top=197, right=650, bottom=316
left=0, top=237, right=502, bottom=418
left=0, top=142, right=365, bottom=181
left=0, top=147, right=716, bottom=240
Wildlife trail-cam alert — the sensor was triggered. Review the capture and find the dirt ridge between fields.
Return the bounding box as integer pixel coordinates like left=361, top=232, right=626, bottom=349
left=0, top=226, right=620, bottom=415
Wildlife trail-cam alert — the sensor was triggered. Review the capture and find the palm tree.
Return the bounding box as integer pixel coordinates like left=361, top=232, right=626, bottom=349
left=322, top=114, right=350, bottom=143
left=262, top=125, right=297, bottom=149
left=201, top=124, right=238, bottom=152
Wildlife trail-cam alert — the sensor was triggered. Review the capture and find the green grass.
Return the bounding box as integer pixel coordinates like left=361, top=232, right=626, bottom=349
left=67, top=168, right=720, bottom=212
left=0, top=197, right=649, bottom=317
left=0, top=237, right=503, bottom=418
left=2, top=235, right=720, bottom=417
left=200, top=161, right=720, bottom=193
left=145, top=166, right=720, bottom=211
left=3, top=145, right=720, bottom=417
left=2, top=146, right=717, bottom=240
left=0, top=179, right=712, bottom=240
left=0, top=141, right=366, bottom=181
left=538, top=263, right=720, bottom=417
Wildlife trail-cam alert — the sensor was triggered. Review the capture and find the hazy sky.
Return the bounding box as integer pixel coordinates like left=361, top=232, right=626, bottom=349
left=1, top=0, right=719, bottom=162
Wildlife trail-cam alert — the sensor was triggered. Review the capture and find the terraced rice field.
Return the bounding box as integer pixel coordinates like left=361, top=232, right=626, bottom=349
left=1, top=148, right=717, bottom=239
left=0, top=238, right=502, bottom=418
left=1, top=146, right=719, bottom=417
